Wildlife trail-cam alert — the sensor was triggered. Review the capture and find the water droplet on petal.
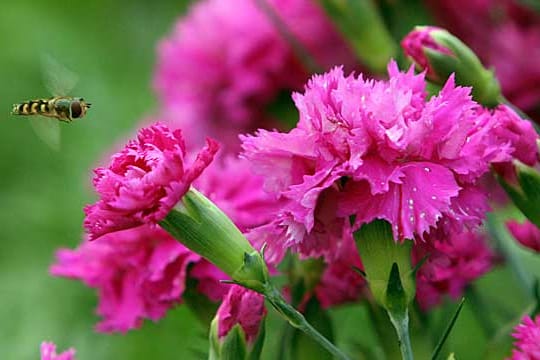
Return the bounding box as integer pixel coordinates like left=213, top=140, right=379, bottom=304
left=412, top=187, right=417, bottom=192
left=409, top=216, right=415, bottom=223
left=420, top=212, right=426, bottom=219
left=424, top=167, right=431, bottom=172
left=431, top=195, right=437, bottom=200
left=408, top=199, right=414, bottom=205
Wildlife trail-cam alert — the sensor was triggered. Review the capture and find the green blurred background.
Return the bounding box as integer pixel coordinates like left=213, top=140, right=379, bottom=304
left=0, top=0, right=209, bottom=358
left=1, top=1, right=540, bottom=359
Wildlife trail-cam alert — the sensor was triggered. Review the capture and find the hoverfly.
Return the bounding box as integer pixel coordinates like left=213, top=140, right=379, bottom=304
left=11, top=55, right=91, bottom=150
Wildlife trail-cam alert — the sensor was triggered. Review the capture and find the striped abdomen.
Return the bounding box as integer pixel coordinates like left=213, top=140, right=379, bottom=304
left=12, top=98, right=53, bottom=117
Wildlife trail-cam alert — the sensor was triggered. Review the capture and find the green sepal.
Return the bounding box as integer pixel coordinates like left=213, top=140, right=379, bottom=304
left=421, top=27, right=502, bottom=108
left=385, top=264, right=414, bottom=360
left=209, top=317, right=221, bottom=360
left=159, top=188, right=257, bottom=278
left=498, top=161, right=540, bottom=228
left=248, top=318, right=266, bottom=360
left=317, top=0, right=397, bottom=74
left=290, top=297, right=334, bottom=360
left=354, top=219, right=415, bottom=308
left=232, top=251, right=270, bottom=294
left=220, top=325, right=248, bottom=360
left=386, top=263, right=408, bottom=315
left=209, top=313, right=265, bottom=360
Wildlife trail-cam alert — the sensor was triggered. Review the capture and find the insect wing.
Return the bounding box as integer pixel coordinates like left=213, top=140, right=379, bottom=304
left=41, top=54, right=79, bottom=96
left=29, top=116, right=61, bottom=151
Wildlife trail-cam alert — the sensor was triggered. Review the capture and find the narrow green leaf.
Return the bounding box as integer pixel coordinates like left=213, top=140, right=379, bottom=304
left=431, top=298, right=466, bottom=360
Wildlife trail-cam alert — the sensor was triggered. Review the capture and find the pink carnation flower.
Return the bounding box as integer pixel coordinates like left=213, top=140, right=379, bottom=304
left=413, top=230, right=496, bottom=310
left=427, top=0, right=540, bottom=115
left=51, top=226, right=209, bottom=332
left=242, top=63, right=533, bottom=261
left=507, top=220, right=540, bottom=252
left=154, top=0, right=357, bottom=151
left=217, top=285, right=266, bottom=343
left=84, top=123, right=219, bottom=240
left=508, top=315, right=540, bottom=360
left=40, top=342, right=76, bottom=360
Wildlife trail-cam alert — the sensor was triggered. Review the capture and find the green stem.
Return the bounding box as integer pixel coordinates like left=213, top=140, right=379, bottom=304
left=387, top=309, right=414, bottom=360
left=263, top=283, right=351, bottom=360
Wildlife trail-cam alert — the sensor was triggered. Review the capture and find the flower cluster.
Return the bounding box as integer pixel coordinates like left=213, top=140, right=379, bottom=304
left=55, top=128, right=278, bottom=332
left=242, top=63, right=536, bottom=262
left=84, top=123, right=218, bottom=240
left=154, top=0, right=357, bottom=151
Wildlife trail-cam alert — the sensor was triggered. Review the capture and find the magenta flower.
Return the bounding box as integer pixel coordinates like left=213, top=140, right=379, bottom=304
left=40, top=342, right=75, bottom=360
left=507, top=220, right=540, bottom=252
left=217, top=285, right=266, bottom=344
left=508, top=315, right=540, bottom=359
left=242, top=63, right=533, bottom=261
left=51, top=226, right=207, bottom=332
left=413, top=230, right=496, bottom=310
left=84, top=123, right=219, bottom=240
left=401, top=26, right=453, bottom=80
left=154, top=0, right=357, bottom=151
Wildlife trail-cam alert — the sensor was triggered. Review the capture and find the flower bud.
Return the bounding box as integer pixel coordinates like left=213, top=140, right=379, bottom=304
left=402, top=26, right=502, bottom=107
left=159, top=188, right=270, bottom=292
left=209, top=285, right=266, bottom=360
